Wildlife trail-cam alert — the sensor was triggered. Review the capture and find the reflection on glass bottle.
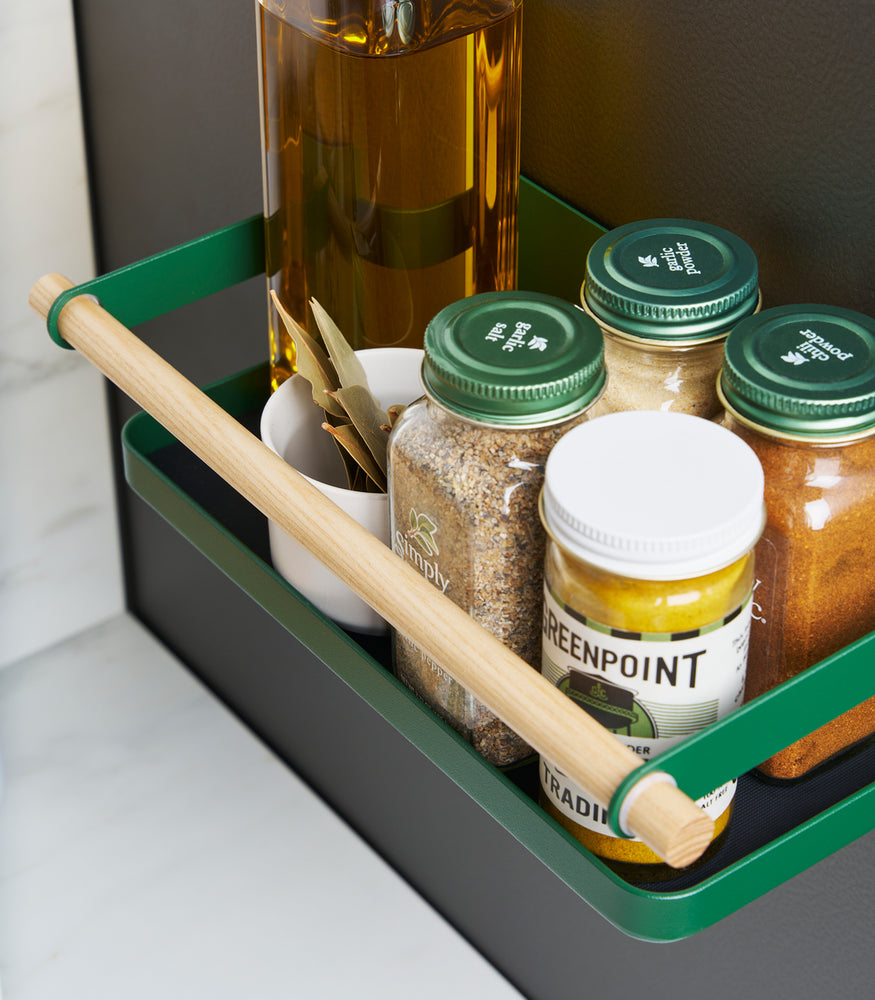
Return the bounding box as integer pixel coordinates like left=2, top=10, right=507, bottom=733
left=257, top=0, right=523, bottom=389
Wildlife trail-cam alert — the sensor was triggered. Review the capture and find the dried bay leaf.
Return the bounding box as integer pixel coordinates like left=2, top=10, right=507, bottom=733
left=330, top=384, right=391, bottom=476
left=270, top=293, right=406, bottom=495
left=386, top=403, right=407, bottom=430
left=322, top=421, right=387, bottom=492
left=270, top=291, right=345, bottom=418
left=323, top=414, right=362, bottom=490
left=309, top=297, right=370, bottom=390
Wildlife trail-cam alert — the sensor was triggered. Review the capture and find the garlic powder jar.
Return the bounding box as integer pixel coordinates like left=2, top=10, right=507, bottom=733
left=582, top=219, right=760, bottom=418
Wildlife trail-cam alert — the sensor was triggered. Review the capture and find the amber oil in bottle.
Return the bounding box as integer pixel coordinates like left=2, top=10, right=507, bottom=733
left=257, top=0, right=523, bottom=390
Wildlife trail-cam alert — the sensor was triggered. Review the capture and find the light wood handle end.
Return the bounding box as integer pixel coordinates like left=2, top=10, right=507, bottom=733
left=30, top=272, right=73, bottom=320
left=627, top=781, right=715, bottom=870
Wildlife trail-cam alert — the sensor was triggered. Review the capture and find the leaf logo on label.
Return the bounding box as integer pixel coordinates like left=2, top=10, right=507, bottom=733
left=408, top=508, right=439, bottom=557
left=638, top=254, right=659, bottom=268
left=781, top=350, right=809, bottom=366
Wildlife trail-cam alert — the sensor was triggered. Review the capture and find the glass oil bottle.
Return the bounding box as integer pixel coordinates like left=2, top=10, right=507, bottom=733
left=257, top=0, right=523, bottom=389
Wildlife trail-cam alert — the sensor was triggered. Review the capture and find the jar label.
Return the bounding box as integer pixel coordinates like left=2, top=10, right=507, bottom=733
left=540, top=583, right=751, bottom=836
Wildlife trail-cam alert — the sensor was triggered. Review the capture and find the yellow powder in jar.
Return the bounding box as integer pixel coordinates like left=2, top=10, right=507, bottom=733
left=538, top=411, right=764, bottom=875
left=541, top=544, right=754, bottom=867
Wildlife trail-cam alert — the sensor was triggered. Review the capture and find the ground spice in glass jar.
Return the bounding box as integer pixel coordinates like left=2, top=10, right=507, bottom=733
left=539, top=411, right=764, bottom=872
left=581, top=218, right=760, bottom=418
left=388, top=291, right=605, bottom=766
left=719, top=304, right=875, bottom=779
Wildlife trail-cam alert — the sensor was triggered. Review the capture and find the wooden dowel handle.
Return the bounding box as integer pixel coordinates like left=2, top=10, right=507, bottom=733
left=30, top=273, right=714, bottom=868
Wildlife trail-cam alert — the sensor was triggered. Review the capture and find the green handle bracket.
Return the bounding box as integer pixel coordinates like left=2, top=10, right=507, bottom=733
left=608, top=627, right=875, bottom=837
left=46, top=214, right=266, bottom=348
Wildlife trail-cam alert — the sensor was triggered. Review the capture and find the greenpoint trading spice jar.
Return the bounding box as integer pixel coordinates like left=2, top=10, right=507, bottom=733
left=719, top=304, right=875, bottom=779
left=539, top=411, right=764, bottom=871
left=389, top=291, right=605, bottom=766
left=581, top=218, right=760, bottom=418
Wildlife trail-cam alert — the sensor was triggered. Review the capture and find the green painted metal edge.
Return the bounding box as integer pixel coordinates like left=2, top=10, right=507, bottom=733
left=518, top=178, right=605, bottom=299
left=609, top=630, right=875, bottom=815
left=46, top=214, right=265, bottom=348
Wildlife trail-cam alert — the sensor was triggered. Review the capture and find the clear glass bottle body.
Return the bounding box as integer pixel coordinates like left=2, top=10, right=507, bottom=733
left=257, top=0, right=523, bottom=390
left=722, top=414, right=875, bottom=778
left=541, top=541, right=755, bottom=871
left=388, top=396, right=588, bottom=766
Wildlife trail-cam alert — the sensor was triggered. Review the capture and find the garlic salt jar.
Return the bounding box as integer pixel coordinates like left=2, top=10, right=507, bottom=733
left=719, top=304, right=875, bottom=779
left=539, top=411, right=765, bottom=872
left=582, top=218, right=760, bottom=418
left=389, top=291, right=605, bottom=768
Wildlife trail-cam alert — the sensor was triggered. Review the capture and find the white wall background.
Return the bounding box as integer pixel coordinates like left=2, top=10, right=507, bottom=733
left=0, top=2, right=123, bottom=668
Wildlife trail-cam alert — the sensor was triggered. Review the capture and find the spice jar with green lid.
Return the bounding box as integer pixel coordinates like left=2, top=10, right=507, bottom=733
left=388, top=290, right=605, bottom=766
left=719, top=303, right=875, bottom=779
left=539, top=410, right=764, bottom=871
left=581, top=218, right=760, bottom=418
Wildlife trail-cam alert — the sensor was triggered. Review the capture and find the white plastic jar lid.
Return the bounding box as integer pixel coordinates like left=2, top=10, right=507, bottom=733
left=542, top=411, right=765, bottom=580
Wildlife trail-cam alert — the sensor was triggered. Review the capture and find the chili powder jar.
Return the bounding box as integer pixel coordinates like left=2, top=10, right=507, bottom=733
left=582, top=218, right=760, bottom=418
left=539, top=411, right=764, bottom=871
left=719, top=304, right=875, bottom=779
left=388, top=291, right=605, bottom=767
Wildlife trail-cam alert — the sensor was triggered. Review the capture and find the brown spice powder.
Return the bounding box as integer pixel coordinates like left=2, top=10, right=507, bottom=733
left=726, top=418, right=875, bottom=777
left=591, top=331, right=728, bottom=419
left=389, top=399, right=587, bottom=766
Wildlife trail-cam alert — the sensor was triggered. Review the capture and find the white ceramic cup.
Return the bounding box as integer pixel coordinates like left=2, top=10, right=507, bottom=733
left=260, top=347, right=424, bottom=634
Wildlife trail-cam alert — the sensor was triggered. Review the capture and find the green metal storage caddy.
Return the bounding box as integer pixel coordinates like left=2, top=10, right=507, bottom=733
left=43, top=179, right=875, bottom=943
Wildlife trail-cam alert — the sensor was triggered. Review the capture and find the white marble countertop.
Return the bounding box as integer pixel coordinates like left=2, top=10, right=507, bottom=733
left=0, top=614, right=524, bottom=999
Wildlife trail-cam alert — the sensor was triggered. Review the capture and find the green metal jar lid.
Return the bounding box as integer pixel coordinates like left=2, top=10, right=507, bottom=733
left=422, top=291, right=605, bottom=425
left=720, top=304, right=875, bottom=437
left=583, top=218, right=759, bottom=341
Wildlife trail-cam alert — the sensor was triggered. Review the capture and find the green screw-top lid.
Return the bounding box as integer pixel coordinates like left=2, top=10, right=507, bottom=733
left=422, top=291, right=605, bottom=424
left=720, top=304, right=875, bottom=437
left=583, top=218, right=759, bottom=341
